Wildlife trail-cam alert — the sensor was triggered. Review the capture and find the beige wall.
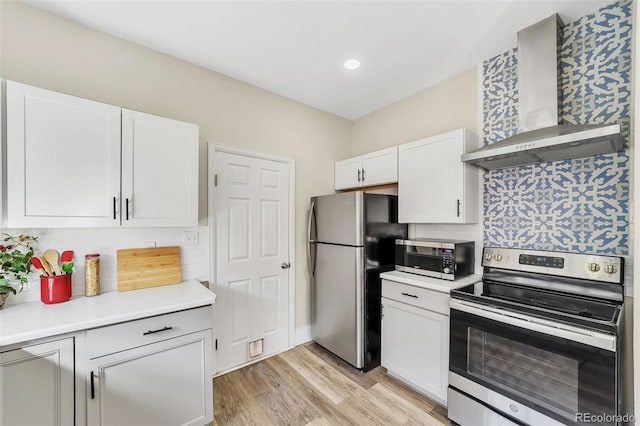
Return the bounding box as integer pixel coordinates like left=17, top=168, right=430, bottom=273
left=351, top=67, right=478, bottom=156
left=0, top=1, right=352, bottom=329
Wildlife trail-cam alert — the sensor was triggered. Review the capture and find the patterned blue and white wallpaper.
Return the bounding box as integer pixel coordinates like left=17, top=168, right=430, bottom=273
left=483, top=0, right=632, bottom=255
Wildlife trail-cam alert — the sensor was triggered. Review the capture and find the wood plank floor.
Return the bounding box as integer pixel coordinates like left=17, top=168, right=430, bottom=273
left=213, top=343, right=451, bottom=426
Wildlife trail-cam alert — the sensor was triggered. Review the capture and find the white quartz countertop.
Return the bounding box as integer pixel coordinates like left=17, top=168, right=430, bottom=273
left=380, top=270, right=481, bottom=293
left=0, top=279, right=216, bottom=347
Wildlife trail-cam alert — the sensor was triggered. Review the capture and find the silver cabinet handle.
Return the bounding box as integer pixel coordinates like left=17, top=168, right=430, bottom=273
left=401, top=292, right=418, bottom=298
left=357, top=169, right=361, bottom=182
left=456, top=199, right=461, bottom=217
left=362, top=169, right=365, bottom=181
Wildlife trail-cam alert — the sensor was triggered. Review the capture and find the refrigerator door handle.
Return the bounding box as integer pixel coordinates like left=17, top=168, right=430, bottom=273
left=307, top=201, right=316, bottom=277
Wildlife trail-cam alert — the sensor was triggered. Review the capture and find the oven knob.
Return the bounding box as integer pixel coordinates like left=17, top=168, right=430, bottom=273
left=494, top=254, right=503, bottom=261
left=485, top=253, right=493, bottom=261
left=604, top=264, right=617, bottom=274
left=588, top=262, right=600, bottom=272
left=443, top=267, right=451, bottom=274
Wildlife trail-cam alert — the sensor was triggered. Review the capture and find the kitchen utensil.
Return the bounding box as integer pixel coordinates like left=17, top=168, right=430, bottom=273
left=61, top=250, right=75, bottom=274
left=44, top=250, right=62, bottom=276
left=38, top=256, right=54, bottom=277
left=30, top=257, right=48, bottom=276
left=117, top=246, right=182, bottom=292
left=61, top=250, right=74, bottom=263
left=62, top=262, right=74, bottom=274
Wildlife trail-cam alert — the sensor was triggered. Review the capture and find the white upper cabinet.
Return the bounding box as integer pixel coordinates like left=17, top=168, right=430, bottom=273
left=398, top=129, right=479, bottom=224
left=122, top=110, right=199, bottom=227
left=4, top=81, right=199, bottom=227
left=335, top=156, right=362, bottom=190
left=6, top=81, right=121, bottom=227
left=335, top=146, right=397, bottom=190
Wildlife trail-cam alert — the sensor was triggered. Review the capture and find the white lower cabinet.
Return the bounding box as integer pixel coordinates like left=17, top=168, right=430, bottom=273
left=87, top=331, right=212, bottom=426
left=86, top=307, right=213, bottom=426
left=381, top=279, right=449, bottom=406
left=0, top=337, right=75, bottom=426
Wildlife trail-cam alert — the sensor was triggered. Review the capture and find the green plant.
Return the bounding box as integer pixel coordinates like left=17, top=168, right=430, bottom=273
left=0, top=233, right=38, bottom=295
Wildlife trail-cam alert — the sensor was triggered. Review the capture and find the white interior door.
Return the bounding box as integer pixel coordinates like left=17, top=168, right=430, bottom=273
left=214, top=150, right=291, bottom=373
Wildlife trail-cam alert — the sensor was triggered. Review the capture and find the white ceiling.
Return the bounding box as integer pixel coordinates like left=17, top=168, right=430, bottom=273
left=25, top=0, right=611, bottom=120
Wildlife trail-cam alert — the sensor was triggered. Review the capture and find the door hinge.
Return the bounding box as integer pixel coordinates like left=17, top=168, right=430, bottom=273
left=381, top=304, right=384, bottom=319
left=214, top=174, right=218, bottom=187
left=215, top=339, right=218, bottom=350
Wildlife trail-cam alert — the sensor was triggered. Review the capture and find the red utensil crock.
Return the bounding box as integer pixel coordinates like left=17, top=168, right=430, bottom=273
left=40, top=274, right=72, bottom=304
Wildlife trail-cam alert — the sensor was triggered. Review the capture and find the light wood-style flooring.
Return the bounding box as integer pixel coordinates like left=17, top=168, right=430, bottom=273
left=213, top=342, right=451, bottom=425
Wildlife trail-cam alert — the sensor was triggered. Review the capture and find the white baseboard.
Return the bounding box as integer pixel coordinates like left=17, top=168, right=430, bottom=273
left=294, top=325, right=312, bottom=345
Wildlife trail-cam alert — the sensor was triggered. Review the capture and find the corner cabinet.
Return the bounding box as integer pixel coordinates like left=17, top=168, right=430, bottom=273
left=1, top=337, right=75, bottom=426
left=4, top=80, right=199, bottom=228
left=381, top=279, right=449, bottom=406
left=335, top=146, right=397, bottom=190
left=398, top=129, right=479, bottom=223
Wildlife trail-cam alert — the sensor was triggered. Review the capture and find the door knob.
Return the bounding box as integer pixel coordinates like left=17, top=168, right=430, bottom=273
left=281, top=262, right=291, bottom=269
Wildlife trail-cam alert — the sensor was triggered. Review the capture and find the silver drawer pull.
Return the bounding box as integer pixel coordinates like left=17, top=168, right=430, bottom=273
left=401, top=292, right=418, bottom=298
left=143, top=326, right=173, bottom=336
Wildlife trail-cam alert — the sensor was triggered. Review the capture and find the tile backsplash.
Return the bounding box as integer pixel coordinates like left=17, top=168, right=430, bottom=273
left=482, top=0, right=632, bottom=256
left=4, top=227, right=209, bottom=305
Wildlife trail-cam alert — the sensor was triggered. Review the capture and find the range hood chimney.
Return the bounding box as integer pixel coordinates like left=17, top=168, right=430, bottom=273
left=462, top=14, right=623, bottom=170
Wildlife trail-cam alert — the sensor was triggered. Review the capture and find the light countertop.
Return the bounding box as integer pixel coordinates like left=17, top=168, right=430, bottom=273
left=0, top=279, right=216, bottom=347
left=380, top=270, right=481, bottom=293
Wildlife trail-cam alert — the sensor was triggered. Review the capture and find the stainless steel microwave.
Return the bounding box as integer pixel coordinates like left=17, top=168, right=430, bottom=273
left=395, top=239, right=475, bottom=280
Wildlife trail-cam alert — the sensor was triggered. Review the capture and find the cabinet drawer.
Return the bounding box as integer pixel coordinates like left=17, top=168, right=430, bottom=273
left=86, top=306, right=212, bottom=359
left=382, top=279, right=449, bottom=315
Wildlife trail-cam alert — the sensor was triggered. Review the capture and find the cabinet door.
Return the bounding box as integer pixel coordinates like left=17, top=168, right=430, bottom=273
left=334, top=156, right=362, bottom=190
left=361, top=146, right=397, bottom=186
left=122, top=109, right=199, bottom=227
left=6, top=81, right=121, bottom=227
left=381, top=297, right=449, bottom=405
left=398, top=129, right=477, bottom=223
left=1, top=337, right=75, bottom=426
left=87, top=330, right=212, bottom=426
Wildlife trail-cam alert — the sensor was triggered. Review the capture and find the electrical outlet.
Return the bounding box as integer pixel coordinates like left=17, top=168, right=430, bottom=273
left=183, top=231, right=199, bottom=246
left=143, top=241, right=156, bottom=248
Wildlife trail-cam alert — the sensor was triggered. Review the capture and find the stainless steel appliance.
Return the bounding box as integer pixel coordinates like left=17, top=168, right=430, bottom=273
left=308, top=192, right=407, bottom=371
left=395, top=238, right=474, bottom=280
left=448, top=247, right=625, bottom=426
left=461, top=15, right=623, bottom=170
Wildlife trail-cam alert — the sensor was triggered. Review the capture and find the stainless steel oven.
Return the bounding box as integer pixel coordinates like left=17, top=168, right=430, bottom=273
left=448, top=248, right=625, bottom=426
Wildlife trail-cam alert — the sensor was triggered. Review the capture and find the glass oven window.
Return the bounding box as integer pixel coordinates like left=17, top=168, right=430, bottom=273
left=467, top=327, right=579, bottom=420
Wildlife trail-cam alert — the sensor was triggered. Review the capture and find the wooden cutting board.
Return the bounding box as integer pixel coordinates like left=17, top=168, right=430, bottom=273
left=117, top=246, right=182, bottom=291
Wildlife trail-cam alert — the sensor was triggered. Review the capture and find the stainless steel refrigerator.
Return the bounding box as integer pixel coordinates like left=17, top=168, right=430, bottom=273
left=308, top=192, right=407, bottom=371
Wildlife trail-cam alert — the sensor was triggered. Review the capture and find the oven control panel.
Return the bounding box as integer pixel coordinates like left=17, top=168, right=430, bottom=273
left=482, top=247, right=624, bottom=284
left=518, top=254, right=564, bottom=269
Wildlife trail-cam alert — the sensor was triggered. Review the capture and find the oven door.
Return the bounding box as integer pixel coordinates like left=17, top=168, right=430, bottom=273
left=449, top=299, right=618, bottom=426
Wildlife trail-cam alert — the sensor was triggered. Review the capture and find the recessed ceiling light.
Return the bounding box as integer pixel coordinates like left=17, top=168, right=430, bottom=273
left=344, top=59, right=361, bottom=70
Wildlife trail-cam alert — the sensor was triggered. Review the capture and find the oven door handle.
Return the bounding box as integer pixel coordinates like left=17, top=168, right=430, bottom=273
left=450, top=299, right=616, bottom=352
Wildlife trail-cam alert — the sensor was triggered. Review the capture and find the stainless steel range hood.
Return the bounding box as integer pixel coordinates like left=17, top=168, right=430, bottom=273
left=462, top=15, right=624, bottom=170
